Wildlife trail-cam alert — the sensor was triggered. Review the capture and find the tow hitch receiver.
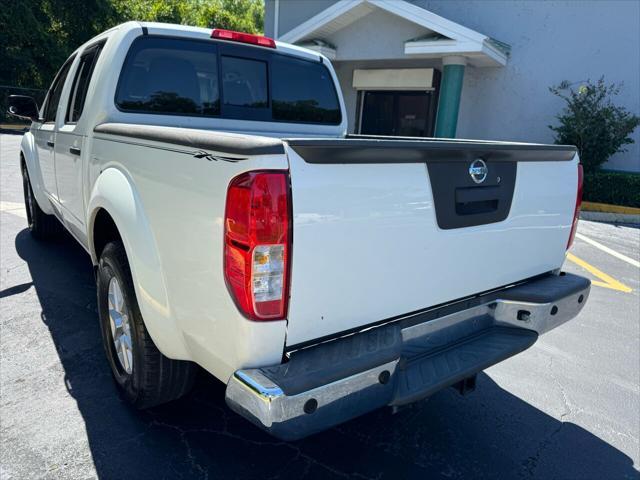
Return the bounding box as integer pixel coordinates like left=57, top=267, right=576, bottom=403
left=453, top=375, right=477, bottom=396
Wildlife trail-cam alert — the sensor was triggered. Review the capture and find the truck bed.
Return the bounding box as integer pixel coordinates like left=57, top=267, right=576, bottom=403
left=91, top=122, right=579, bottom=356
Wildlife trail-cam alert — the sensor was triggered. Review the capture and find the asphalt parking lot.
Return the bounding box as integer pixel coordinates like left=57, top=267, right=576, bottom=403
left=1, top=132, right=639, bottom=479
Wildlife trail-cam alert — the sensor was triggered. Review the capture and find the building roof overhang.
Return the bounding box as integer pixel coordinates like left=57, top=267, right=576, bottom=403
left=279, top=0, right=509, bottom=67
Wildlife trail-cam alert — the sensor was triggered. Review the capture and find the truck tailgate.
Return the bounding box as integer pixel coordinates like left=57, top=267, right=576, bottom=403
left=283, top=138, right=579, bottom=347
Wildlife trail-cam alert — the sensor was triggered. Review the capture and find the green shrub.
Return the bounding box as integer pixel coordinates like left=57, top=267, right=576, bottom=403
left=549, top=78, right=640, bottom=173
left=583, top=171, right=640, bottom=208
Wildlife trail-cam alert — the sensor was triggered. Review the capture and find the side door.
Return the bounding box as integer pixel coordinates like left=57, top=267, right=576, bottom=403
left=33, top=56, right=75, bottom=201
left=55, top=41, right=105, bottom=240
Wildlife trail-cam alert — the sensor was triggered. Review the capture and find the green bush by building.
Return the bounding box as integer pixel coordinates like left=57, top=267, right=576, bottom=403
left=583, top=171, right=640, bottom=208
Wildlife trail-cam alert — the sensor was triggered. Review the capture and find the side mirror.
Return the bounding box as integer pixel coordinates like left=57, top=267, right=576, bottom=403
left=7, top=95, right=40, bottom=122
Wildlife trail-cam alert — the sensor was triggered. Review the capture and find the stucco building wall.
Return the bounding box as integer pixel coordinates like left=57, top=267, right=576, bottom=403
left=266, top=0, right=640, bottom=172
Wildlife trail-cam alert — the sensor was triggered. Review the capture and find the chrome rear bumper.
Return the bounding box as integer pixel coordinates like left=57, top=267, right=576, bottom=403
left=226, top=272, right=590, bottom=440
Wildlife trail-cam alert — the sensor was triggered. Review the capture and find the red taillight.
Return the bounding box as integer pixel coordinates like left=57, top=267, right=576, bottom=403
left=211, top=29, right=276, bottom=48
left=567, top=164, right=584, bottom=250
left=224, top=171, right=291, bottom=320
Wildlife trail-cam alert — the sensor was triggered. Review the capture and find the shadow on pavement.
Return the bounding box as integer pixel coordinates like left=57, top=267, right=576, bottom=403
left=12, top=228, right=637, bottom=479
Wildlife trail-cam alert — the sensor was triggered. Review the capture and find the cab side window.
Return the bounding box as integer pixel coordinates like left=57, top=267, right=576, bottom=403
left=43, top=56, right=75, bottom=123
left=116, top=37, right=220, bottom=116
left=66, top=42, right=105, bottom=123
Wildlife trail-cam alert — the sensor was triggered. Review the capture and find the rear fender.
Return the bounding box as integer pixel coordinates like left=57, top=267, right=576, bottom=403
left=20, top=132, right=54, bottom=215
left=87, top=168, right=189, bottom=359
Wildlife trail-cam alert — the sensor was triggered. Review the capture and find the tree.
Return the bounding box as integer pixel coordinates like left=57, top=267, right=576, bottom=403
left=1, top=0, right=263, bottom=123
left=549, top=78, right=640, bottom=172
left=198, top=0, right=264, bottom=33
left=1, top=0, right=264, bottom=91
left=110, top=0, right=201, bottom=25
left=109, top=0, right=263, bottom=32
left=1, top=0, right=65, bottom=90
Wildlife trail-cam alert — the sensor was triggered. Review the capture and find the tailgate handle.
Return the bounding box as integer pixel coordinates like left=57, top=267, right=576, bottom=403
left=455, top=186, right=500, bottom=215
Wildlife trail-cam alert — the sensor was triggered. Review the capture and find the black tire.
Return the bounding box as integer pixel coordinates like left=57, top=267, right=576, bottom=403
left=97, top=241, right=196, bottom=409
left=21, top=162, right=61, bottom=239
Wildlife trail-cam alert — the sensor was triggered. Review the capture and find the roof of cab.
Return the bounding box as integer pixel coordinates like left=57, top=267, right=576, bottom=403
left=136, top=21, right=323, bottom=63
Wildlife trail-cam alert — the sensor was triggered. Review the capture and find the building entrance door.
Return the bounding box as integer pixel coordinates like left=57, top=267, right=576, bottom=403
left=359, top=90, right=437, bottom=137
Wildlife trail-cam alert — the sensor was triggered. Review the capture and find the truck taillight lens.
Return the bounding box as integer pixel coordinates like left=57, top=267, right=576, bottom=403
left=224, top=171, right=291, bottom=320
left=567, top=164, right=584, bottom=250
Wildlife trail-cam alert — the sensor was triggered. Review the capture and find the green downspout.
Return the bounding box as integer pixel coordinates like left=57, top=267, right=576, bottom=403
left=434, top=57, right=466, bottom=138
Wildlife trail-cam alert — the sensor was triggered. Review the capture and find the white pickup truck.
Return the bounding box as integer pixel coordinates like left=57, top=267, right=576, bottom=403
left=9, top=22, right=590, bottom=440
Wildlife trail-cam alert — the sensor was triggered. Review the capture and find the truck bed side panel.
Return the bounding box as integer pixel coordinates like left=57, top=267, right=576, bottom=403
left=88, top=132, right=289, bottom=380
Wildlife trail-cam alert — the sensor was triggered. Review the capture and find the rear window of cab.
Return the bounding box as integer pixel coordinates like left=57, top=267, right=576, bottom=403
left=115, top=36, right=342, bottom=125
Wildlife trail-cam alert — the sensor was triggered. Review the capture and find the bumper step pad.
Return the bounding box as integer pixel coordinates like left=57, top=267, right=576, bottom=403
left=394, top=327, right=536, bottom=405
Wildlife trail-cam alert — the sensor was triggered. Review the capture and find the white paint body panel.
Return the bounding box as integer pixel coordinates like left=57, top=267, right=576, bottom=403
left=55, top=126, right=86, bottom=235
left=87, top=137, right=289, bottom=381
left=285, top=146, right=577, bottom=346
left=34, top=124, right=57, bottom=198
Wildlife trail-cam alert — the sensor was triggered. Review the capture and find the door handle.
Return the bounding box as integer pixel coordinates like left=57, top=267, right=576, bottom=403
left=69, top=147, right=81, bottom=156
left=46, top=141, right=54, bottom=148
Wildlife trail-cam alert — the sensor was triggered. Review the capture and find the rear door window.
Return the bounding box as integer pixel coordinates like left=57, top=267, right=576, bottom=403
left=66, top=41, right=105, bottom=123
left=116, top=37, right=220, bottom=116
left=271, top=56, right=341, bottom=124
left=221, top=56, right=268, bottom=108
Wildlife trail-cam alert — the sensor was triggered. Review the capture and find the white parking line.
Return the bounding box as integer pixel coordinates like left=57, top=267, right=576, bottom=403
left=576, top=232, right=640, bottom=268
left=0, top=201, right=27, bottom=219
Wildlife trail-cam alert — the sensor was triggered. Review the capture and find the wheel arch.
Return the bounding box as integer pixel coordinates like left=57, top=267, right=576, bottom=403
left=20, top=132, right=54, bottom=215
left=91, top=207, right=123, bottom=261
left=88, top=168, right=190, bottom=360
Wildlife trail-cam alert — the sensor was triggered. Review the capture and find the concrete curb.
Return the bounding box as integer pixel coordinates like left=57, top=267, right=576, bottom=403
left=580, top=210, right=640, bottom=225
left=582, top=201, right=640, bottom=215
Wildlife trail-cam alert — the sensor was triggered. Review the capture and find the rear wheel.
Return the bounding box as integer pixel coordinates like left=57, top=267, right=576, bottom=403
left=97, top=241, right=196, bottom=408
left=21, top=162, right=60, bottom=239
